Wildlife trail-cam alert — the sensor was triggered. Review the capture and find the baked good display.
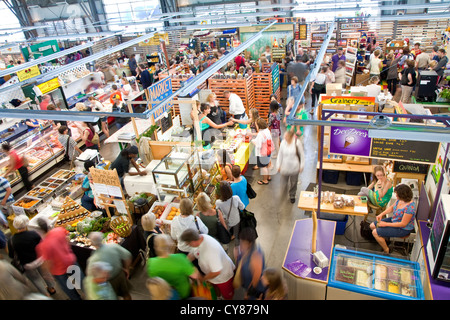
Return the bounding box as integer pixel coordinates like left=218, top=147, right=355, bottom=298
left=355, top=270, right=370, bottom=288
left=400, top=268, right=412, bottom=285
left=375, top=279, right=387, bottom=291
left=375, top=264, right=387, bottom=279
left=335, top=266, right=356, bottom=284
left=388, top=281, right=400, bottom=294
left=388, top=266, right=401, bottom=281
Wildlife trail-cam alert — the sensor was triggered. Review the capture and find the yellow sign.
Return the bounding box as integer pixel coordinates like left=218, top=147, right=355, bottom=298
left=320, top=96, right=376, bottom=105
left=36, top=78, right=60, bottom=94
left=139, top=33, right=170, bottom=46
left=16, top=65, right=41, bottom=82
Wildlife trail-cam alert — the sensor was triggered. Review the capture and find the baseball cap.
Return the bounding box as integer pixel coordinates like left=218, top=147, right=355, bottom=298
left=112, top=94, right=121, bottom=100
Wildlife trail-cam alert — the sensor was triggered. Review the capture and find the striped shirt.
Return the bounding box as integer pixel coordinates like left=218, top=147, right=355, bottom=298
left=0, top=177, right=14, bottom=204
left=58, top=134, right=80, bottom=161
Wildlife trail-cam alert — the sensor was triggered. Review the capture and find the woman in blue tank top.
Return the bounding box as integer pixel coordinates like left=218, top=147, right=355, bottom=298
left=234, top=228, right=266, bottom=299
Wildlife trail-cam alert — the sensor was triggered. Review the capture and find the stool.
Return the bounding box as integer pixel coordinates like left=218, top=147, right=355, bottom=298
left=364, top=203, right=386, bottom=222
left=391, top=233, right=414, bottom=257
left=133, top=198, right=150, bottom=225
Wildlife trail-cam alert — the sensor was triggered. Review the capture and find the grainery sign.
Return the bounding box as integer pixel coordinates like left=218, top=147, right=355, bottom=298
left=320, top=96, right=376, bottom=105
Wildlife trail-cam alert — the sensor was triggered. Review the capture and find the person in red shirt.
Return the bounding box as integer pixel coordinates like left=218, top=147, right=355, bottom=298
left=36, top=222, right=84, bottom=300
left=39, top=95, right=51, bottom=110
left=235, top=52, right=246, bottom=69
left=412, top=43, right=422, bottom=58
left=2, top=142, right=33, bottom=191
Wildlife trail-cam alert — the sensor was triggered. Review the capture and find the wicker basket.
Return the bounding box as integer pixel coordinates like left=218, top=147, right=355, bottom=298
left=110, top=215, right=132, bottom=238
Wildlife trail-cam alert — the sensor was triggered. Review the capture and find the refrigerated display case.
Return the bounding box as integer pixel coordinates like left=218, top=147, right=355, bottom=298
left=0, top=124, right=64, bottom=192
left=152, top=146, right=203, bottom=199
left=328, top=247, right=425, bottom=300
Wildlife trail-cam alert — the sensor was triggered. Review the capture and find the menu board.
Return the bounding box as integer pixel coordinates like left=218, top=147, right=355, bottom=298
left=393, top=161, right=430, bottom=175
left=299, top=24, right=307, bottom=40
left=370, top=139, right=440, bottom=164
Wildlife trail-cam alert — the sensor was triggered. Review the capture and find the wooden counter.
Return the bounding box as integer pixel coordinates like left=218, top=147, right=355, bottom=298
left=298, top=191, right=368, bottom=217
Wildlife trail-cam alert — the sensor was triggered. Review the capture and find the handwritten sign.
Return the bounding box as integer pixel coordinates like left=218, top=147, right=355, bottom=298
left=90, top=168, right=121, bottom=188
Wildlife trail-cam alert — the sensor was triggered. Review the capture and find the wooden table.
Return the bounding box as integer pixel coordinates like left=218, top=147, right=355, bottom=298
left=316, top=162, right=375, bottom=186
left=298, top=191, right=368, bottom=245
left=298, top=191, right=368, bottom=216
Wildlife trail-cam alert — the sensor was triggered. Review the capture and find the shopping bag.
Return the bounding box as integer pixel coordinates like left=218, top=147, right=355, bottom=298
left=191, top=280, right=217, bottom=300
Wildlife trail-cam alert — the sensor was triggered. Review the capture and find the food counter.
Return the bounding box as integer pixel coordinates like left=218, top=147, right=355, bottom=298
left=327, top=247, right=425, bottom=300
left=282, top=218, right=336, bottom=300
left=0, top=124, right=65, bottom=193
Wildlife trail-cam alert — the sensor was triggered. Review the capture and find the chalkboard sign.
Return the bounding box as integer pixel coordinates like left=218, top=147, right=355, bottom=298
left=393, top=161, right=430, bottom=174
left=370, top=139, right=440, bottom=164
left=158, top=114, right=173, bottom=134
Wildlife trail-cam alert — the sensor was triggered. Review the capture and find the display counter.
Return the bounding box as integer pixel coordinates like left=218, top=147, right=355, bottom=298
left=282, top=218, right=336, bottom=300
left=327, top=247, right=425, bottom=300
left=0, top=124, right=65, bottom=193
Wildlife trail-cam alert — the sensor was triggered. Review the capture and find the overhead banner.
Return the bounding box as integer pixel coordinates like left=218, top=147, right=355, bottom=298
left=139, top=33, right=170, bottom=46
left=17, top=65, right=41, bottom=82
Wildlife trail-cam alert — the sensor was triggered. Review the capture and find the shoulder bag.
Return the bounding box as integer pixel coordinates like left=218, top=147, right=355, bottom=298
left=216, top=206, right=231, bottom=244
left=246, top=180, right=257, bottom=199
left=10, top=237, right=24, bottom=273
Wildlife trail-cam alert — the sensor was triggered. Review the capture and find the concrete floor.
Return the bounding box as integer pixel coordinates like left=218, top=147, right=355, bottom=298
left=1, top=87, right=409, bottom=300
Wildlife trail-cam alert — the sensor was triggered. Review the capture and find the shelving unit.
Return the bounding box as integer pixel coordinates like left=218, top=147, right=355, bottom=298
left=208, top=75, right=255, bottom=118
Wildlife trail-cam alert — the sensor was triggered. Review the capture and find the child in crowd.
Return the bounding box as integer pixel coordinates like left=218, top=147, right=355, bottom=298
left=261, top=268, right=288, bottom=300
left=268, top=101, right=282, bottom=158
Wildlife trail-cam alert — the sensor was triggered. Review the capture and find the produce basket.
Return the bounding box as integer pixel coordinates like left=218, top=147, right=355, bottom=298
left=110, top=215, right=132, bottom=237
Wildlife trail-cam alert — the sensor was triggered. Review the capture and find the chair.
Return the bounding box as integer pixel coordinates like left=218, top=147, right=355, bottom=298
left=364, top=202, right=386, bottom=222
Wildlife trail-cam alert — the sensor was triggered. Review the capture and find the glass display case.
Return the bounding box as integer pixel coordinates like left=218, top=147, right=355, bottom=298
left=0, top=124, right=64, bottom=187
left=328, top=247, right=425, bottom=300
left=152, top=146, right=203, bottom=199
left=427, top=194, right=450, bottom=282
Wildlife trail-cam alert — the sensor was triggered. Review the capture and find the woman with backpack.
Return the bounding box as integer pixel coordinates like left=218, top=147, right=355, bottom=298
left=276, top=130, right=305, bottom=204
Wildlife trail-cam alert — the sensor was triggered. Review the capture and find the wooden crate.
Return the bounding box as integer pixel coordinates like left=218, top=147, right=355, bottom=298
left=208, top=75, right=254, bottom=118
left=253, top=73, right=273, bottom=119
left=158, top=74, right=206, bottom=116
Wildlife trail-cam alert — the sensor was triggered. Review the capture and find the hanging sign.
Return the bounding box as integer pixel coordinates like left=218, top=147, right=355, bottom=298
left=329, top=125, right=372, bottom=157
left=320, top=96, right=375, bottom=105
left=36, top=78, right=60, bottom=94
left=147, top=76, right=173, bottom=120
left=340, top=23, right=362, bottom=30
left=139, top=33, right=170, bottom=46
left=299, top=24, right=308, bottom=40
left=17, top=65, right=41, bottom=82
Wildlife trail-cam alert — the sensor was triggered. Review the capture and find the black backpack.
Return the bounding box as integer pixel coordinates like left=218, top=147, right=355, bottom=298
left=239, top=209, right=258, bottom=239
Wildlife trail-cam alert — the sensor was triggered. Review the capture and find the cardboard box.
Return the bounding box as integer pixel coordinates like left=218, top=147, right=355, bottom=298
left=326, top=83, right=344, bottom=96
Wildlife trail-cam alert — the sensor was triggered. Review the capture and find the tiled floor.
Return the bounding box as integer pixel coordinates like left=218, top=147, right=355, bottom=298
left=1, top=86, right=409, bottom=300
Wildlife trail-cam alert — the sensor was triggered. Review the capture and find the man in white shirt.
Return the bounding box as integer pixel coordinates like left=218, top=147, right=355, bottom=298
left=224, top=91, right=246, bottom=119
left=181, top=229, right=235, bottom=300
